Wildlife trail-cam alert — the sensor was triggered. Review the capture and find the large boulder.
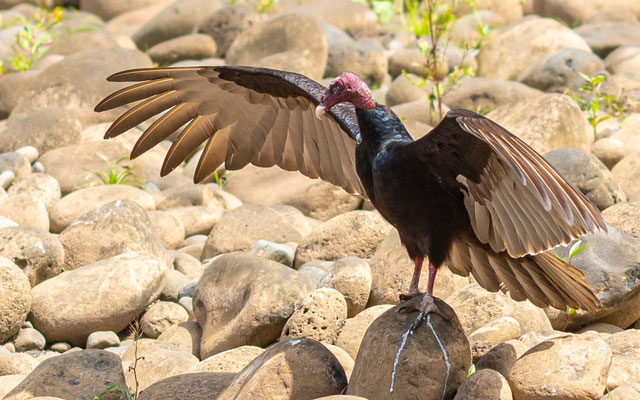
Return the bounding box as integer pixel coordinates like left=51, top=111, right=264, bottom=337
left=0, top=257, right=31, bottom=343
left=29, top=253, right=168, bottom=346
left=347, top=296, right=471, bottom=400
left=193, top=252, right=314, bottom=358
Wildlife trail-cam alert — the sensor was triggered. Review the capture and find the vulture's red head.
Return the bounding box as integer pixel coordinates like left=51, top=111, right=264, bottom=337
left=316, top=72, right=376, bottom=119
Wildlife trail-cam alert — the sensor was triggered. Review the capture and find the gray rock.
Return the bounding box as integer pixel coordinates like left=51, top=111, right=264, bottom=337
left=544, top=147, right=625, bottom=210
left=86, top=331, right=120, bottom=350
left=13, top=328, right=45, bottom=352
left=226, top=13, right=328, bottom=81
left=178, top=281, right=198, bottom=298
left=132, top=0, right=226, bottom=49
left=193, top=252, right=314, bottom=358
left=0, top=152, right=30, bottom=180
left=250, top=239, right=295, bottom=267
left=178, top=296, right=194, bottom=320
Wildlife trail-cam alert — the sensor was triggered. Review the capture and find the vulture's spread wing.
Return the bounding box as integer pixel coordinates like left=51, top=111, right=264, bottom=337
left=95, top=66, right=366, bottom=198
left=412, top=109, right=606, bottom=258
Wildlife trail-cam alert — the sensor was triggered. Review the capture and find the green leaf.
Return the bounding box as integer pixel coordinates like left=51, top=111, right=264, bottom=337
left=592, top=75, right=605, bottom=85
left=597, top=115, right=610, bottom=123
left=467, top=363, right=476, bottom=377
left=568, top=308, right=576, bottom=316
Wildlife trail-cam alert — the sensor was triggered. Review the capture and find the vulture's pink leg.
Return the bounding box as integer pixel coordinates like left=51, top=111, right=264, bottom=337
left=400, top=256, right=424, bottom=300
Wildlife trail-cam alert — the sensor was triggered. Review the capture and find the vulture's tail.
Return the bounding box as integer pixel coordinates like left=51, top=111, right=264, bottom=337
left=446, top=238, right=599, bottom=312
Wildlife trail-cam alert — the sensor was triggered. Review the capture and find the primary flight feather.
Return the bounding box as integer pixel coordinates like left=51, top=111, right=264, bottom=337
left=95, top=66, right=606, bottom=321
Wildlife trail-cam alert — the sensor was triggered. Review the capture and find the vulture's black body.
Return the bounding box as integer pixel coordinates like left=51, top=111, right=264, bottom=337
left=96, top=66, right=607, bottom=313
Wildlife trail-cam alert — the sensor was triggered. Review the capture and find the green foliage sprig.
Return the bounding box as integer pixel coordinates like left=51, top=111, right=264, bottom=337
left=90, top=155, right=144, bottom=189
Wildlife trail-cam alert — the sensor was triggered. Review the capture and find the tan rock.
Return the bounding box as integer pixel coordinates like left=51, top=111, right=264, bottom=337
left=347, top=297, right=471, bottom=399
left=30, top=253, right=168, bottom=346
left=224, top=165, right=361, bottom=221
left=448, top=283, right=552, bottom=336
left=335, top=305, right=394, bottom=360
left=148, top=210, right=185, bottom=250
left=611, top=151, right=640, bottom=197
left=161, top=269, right=191, bottom=302
left=0, top=353, right=38, bottom=376
left=49, top=184, right=155, bottom=233
left=121, top=338, right=182, bottom=362
left=0, top=226, right=64, bottom=286
left=218, top=338, right=347, bottom=399
left=469, top=317, right=521, bottom=361
left=7, top=173, right=60, bottom=211
left=4, top=350, right=125, bottom=400
left=576, top=322, right=624, bottom=335
left=603, top=202, right=640, bottom=235
left=0, top=375, right=26, bottom=399
left=295, top=211, right=392, bottom=267
left=137, top=371, right=235, bottom=400
left=319, top=257, right=372, bottom=318
left=508, top=333, right=612, bottom=400
left=123, top=348, right=198, bottom=392
left=187, top=346, right=264, bottom=374
left=166, top=205, right=224, bottom=237
left=194, top=252, right=314, bottom=358
left=201, top=204, right=303, bottom=259
left=454, top=369, right=512, bottom=400
left=140, top=301, right=189, bottom=339
left=282, top=288, right=348, bottom=344
left=171, top=252, right=203, bottom=281
left=157, top=321, right=202, bottom=358
left=368, top=232, right=469, bottom=306
left=58, top=200, right=167, bottom=270
left=0, top=257, right=31, bottom=342
left=600, top=383, right=640, bottom=400
left=606, top=329, right=640, bottom=390
left=0, top=194, right=48, bottom=231
left=592, top=137, right=625, bottom=169
left=322, top=343, right=355, bottom=382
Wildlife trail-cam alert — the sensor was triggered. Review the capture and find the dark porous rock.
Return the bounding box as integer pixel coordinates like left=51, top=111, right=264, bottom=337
left=132, top=0, right=225, bottom=49
left=198, top=4, right=258, bottom=57
left=140, top=301, right=189, bottom=339
left=138, top=372, right=235, bottom=400
left=385, top=73, right=428, bottom=107
left=544, top=147, right=625, bottom=210
left=50, top=184, right=155, bottom=233
left=606, top=329, right=640, bottom=390
left=575, top=22, right=640, bottom=58
left=281, top=288, right=347, bottom=344
left=449, top=284, right=552, bottom=336
left=603, top=202, right=640, bottom=235
left=4, top=350, right=125, bottom=400
left=0, top=152, right=30, bottom=180
left=323, top=23, right=388, bottom=87
left=13, top=327, right=45, bottom=352
left=486, top=93, right=591, bottom=154
left=7, top=173, right=60, bottom=211
left=0, top=226, right=63, bottom=286
left=157, top=321, right=202, bottom=358
left=193, top=252, right=314, bottom=358
left=295, top=211, right=393, bottom=268
left=442, top=75, right=541, bottom=115
left=58, top=200, right=166, bottom=271
left=453, top=368, right=512, bottom=400
left=29, top=253, right=167, bottom=346
left=224, top=165, right=361, bottom=221
left=10, top=48, right=152, bottom=126
left=518, top=48, right=608, bottom=94
left=477, top=17, right=589, bottom=80
left=0, top=257, right=31, bottom=343
left=347, top=296, right=471, bottom=400
left=318, top=257, right=372, bottom=317
left=508, top=333, right=612, bottom=400
left=546, top=225, right=640, bottom=330
left=38, top=141, right=145, bottom=194
left=148, top=210, right=185, bottom=250
left=202, top=204, right=302, bottom=259
left=218, top=338, right=347, bottom=399
left=0, top=70, right=39, bottom=119
left=475, top=339, right=528, bottom=378
left=226, top=14, right=328, bottom=81
left=388, top=48, right=427, bottom=78
left=368, top=232, right=468, bottom=307
left=148, top=34, right=217, bottom=65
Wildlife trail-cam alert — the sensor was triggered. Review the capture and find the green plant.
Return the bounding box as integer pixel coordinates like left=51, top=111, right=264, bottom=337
left=467, top=363, right=476, bottom=377
left=402, top=0, right=482, bottom=119
left=93, top=383, right=134, bottom=400
left=354, top=0, right=396, bottom=24
left=90, top=155, right=144, bottom=188
left=213, top=170, right=235, bottom=189
left=6, top=5, right=62, bottom=73
left=556, top=239, right=589, bottom=325
left=567, top=73, right=623, bottom=140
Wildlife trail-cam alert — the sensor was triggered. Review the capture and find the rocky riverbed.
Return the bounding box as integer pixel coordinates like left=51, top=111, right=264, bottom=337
left=0, top=0, right=640, bottom=399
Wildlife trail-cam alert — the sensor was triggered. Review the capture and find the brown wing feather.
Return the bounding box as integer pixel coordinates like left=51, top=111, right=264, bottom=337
left=94, top=66, right=367, bottom=198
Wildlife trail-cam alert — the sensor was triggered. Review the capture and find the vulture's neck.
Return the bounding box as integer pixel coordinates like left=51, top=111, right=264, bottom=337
left=356, top=105, right=413, bottom=153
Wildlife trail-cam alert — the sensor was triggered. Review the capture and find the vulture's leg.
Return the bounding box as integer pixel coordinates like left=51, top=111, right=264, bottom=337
left=409, top=263, right=450, bottom=332
left=399, top=256, right=424, bottom=301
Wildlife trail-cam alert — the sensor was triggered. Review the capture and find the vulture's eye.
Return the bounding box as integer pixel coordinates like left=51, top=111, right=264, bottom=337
left=330, top=82, right=343, bottom=94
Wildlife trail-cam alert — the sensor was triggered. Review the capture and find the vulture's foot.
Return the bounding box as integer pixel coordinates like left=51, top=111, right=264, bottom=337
left=398, top=294, right=450, bottom=333
left=398, top=291, right=421, bottom=302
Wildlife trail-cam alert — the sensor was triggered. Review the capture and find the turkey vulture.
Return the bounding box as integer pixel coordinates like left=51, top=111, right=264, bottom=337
left=95, top=66, right=606, bottom=323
